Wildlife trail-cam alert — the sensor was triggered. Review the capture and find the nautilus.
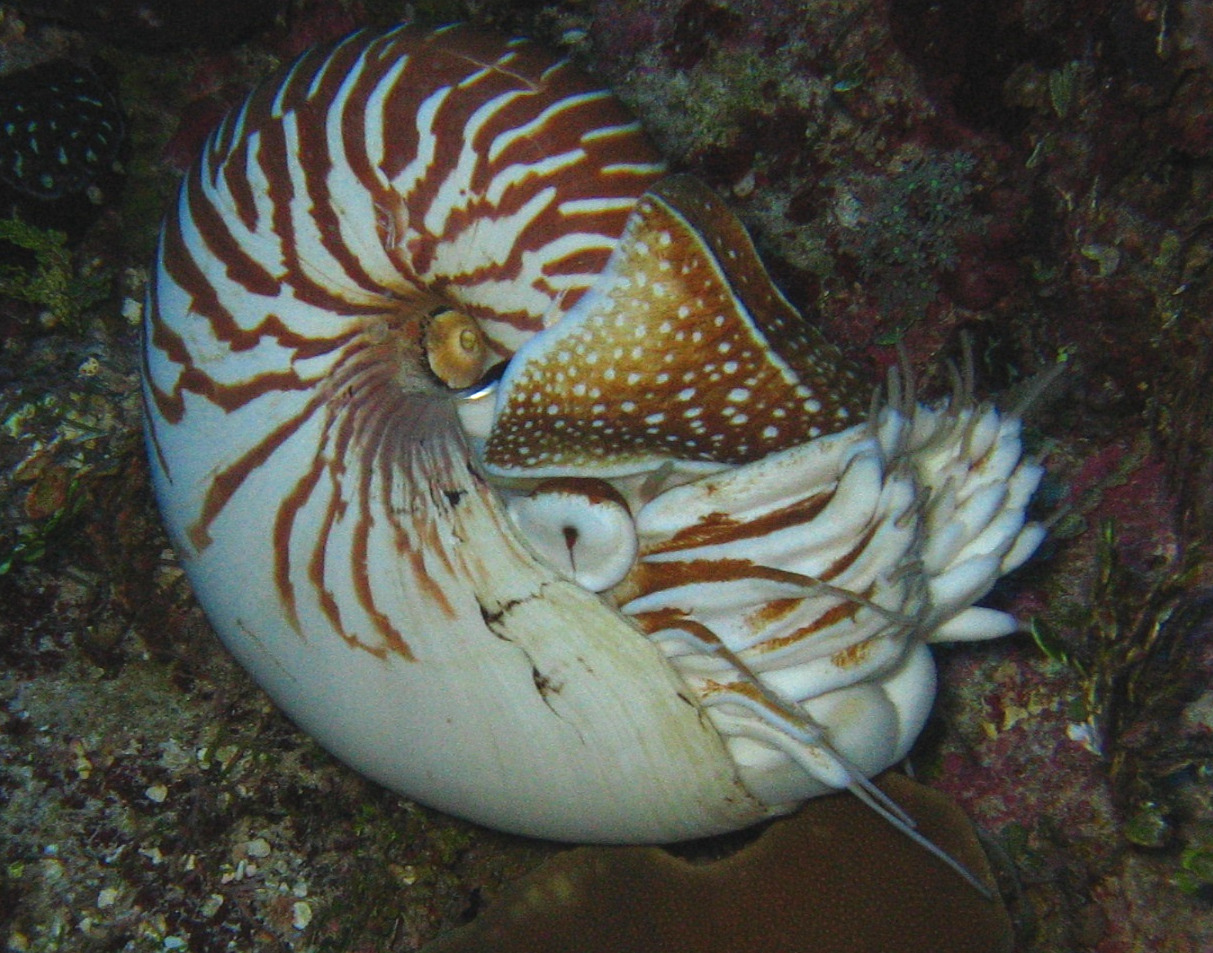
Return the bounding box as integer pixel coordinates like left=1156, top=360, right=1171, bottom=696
left=142, top=23, right=1045, bottom=844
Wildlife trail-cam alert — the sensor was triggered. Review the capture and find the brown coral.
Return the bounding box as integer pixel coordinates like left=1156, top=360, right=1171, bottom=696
left=422, top=772, right=1013, bottom=953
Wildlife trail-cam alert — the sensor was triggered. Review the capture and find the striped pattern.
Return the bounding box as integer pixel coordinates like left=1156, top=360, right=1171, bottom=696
left=143, top=24, right=665, bottom=657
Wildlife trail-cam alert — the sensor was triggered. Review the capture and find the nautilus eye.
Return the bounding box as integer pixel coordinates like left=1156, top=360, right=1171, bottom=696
left=141, top=22, right=1047, bottom=847
left=424, top=308, right=490, bottom=390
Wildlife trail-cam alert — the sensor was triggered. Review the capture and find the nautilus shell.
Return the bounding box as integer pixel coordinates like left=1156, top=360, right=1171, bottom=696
left=142, top=23, right=1045, bottom=843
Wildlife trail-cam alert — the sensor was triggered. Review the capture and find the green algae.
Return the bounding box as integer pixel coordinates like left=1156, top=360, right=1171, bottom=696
left=0, top=219, right=111, bottom=330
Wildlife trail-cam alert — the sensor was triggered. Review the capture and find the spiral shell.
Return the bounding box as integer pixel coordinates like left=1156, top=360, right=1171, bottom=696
left=142, top=23, right=1045, bottom=843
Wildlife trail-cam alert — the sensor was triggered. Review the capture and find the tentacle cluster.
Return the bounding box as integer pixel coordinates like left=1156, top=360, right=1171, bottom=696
left=598, top=399, right=1043, bottom=806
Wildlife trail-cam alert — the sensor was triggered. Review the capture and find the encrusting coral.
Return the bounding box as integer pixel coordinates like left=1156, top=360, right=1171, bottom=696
left=421, top=772, right=1014, bottom=953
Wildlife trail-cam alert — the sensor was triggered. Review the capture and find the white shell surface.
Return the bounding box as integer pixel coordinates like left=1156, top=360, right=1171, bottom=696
left=157, top=410, right=761, bottom=841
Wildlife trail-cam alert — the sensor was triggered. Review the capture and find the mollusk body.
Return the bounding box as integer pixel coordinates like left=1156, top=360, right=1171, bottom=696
left=142, top=23, right=1044, bottom=843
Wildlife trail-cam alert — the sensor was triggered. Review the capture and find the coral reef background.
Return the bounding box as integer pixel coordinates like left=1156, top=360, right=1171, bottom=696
left=2, top=0, right=1212, bottom=950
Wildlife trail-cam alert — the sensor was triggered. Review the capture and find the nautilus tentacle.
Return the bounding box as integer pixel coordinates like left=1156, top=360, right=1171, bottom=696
left=606, top=401, right=1043, bottom=807
left=143, top=23, right=1046, bottom=846
left=506, top=478, right=638, bottom=591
